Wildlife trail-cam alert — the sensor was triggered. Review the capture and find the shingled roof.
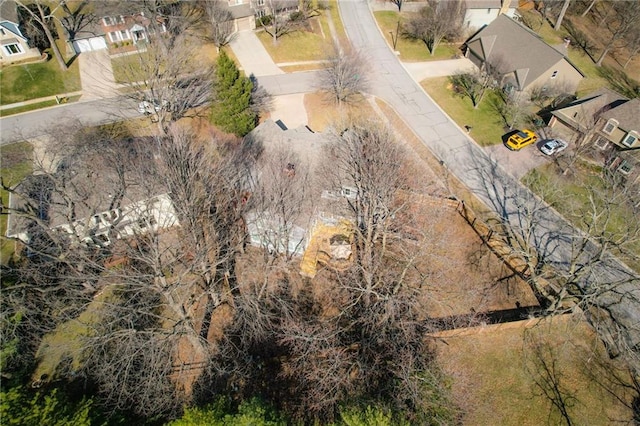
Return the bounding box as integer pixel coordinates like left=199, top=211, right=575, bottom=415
left=465, top=14, right=583, bottom=90
left=601, top=98, right=640, bottom=132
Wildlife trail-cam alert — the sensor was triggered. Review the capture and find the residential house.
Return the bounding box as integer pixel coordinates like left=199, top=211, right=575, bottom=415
left=548, top=88, right=628, bottom=140
left=463, top=0, right=517, bottom=33
left=463, top=14, right=584, bottom=94
left=225, top=0, right=256, bottom=32
left=100, top=11, right=166, bottom=49
left=593, top=98, right=640, bottom=187
left=245, top=119, right=354, bottom=263
left=69, top=19, right=108, bottom=54
left=0, top=0, right=41, bottom=65
left=549, top=90, right=640, bottom=201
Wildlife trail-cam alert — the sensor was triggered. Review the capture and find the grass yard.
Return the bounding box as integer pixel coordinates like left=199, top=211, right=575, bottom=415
left=437, top=315, right=635, bottom=425
left=0, top=55, right=81, bottom=105
left=522, top=162, right=640, bottom=271
left=0, top=142, right=33, bottom=264
left=420, top=77, right=507, bottom=146
left=257, top=28, right=333, bottom=63
left=303, top=92, right=377, bottom=132
left=373, top=11, right=459, bottom=61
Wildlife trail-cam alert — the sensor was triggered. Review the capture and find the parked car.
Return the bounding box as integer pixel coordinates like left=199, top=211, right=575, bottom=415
left=138, top=99, right=168, bottom=115
left=539, top=138, right=568, bottom=156
left=504, top=129, right=538, bottom=151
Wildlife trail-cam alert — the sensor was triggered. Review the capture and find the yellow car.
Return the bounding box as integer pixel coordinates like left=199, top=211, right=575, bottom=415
left=504, top=129, right=538, bottom=151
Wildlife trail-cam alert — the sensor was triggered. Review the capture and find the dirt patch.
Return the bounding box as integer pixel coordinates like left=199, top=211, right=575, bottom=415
left=303, top=92, right=377, bottom=132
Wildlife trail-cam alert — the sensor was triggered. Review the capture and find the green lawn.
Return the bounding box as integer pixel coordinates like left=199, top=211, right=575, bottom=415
left=373, top=11, right=460, bottom=61
left=421, top=77, right=508, bottom=146
left=257, top=28, right=333, bottom=63
left=0, top=56, right=80, bottom=105
left=111, top=54, right=146, bottom=84
left=0, top=95, right=82, bottom=118
left=523, top=162, right=640, bottom=271
left=1, top=142, right=33, bottom=264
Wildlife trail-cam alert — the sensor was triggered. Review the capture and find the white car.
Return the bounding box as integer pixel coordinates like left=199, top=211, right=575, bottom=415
left=539, top=138, right=568, bottom=156
left=137, top=99, right=167, bottom=114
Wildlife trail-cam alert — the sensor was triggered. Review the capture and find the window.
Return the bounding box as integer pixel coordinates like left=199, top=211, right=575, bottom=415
left=103, top=16, right=114, bottom=26
left=622, top=131, right=638, bottom=147
left=109, top=31, right=120, bottom=42
left=120, top=30, right=130, bottom=40
left=594, top=136, right=609, bottom=150
left=602, top=118, right=618, bottom=135
left=3, top=43, right=23, bottom=55
left=257, top=0, right=265, bottom=5
left=551, top=70, right=558, bottom=78
left=617, top=160, right=633, bottom=175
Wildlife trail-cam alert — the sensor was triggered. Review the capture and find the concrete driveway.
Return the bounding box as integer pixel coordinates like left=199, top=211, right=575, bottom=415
left=78, top=50, right=119, bottom=100
left=484, top=142, right=550, bottom=180
left=403, top=58, right=475, bottom=81
left=270, top=93, right=308, bottom=129
left=230, top=31, right=284, bottom=77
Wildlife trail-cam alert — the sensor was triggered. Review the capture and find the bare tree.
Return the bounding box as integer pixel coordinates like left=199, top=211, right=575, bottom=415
left=1, top=122, right=258, bottom=417
left=204, top=0, right=234, bottom=52
left=404, top=0, right=466, bottom=56
left=261, top=0, right=299, bottom=45
left=450, top=55, right=504, bottom=109
left=388, top=0, right=404, bottom=12
left=58, top=0, right=97, bottom=44
left=248, top=144, right=314, bottom=260
left=13, top=0, right=67, bottom=70
left=554, top=0, right=572, bottom=31
left=596, top=1, right=640, bottom=66
left=317, top=45, right=369, bottom=105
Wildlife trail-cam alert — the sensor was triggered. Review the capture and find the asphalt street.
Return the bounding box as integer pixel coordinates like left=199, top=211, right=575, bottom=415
left=0, top=97, right=140, bottom=145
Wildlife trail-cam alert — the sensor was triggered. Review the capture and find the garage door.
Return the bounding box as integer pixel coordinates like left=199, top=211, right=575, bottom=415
left=235, top=16, right=254, bottom=32
left=73, top=37, right=107, bottom=53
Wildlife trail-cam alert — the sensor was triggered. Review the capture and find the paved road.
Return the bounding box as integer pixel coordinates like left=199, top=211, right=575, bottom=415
left=338, top=0, right=639, bottom=347
left=0, top=97, right=140, bottom=145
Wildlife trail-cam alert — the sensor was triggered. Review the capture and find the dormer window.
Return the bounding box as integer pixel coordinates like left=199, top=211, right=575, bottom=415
left=602, top=118, right=618, bottom=135
left=622, top=131, right=638, bottom=148
left=103, top=16, right=114, bottom=25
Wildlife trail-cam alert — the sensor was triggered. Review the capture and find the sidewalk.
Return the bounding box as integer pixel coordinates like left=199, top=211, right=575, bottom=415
left=0, top=91, right=83, bottom=111
left=229, top=31, right=284, bottom=77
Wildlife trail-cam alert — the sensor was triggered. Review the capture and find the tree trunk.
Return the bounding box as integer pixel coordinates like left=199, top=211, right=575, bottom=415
left=37, top=3, right=68, bottom=71
left=596, top=45, right=611, bottom=66
left=554, top=0, right=571, bottom=31
left=581, top=0, right=597, bottom=17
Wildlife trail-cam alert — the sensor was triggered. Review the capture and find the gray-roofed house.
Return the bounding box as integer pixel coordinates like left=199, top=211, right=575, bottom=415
left=463, top=14, right=584, bottom=94
left=550, top=89, right=640, bottom=192
left=0, top=0, right=41, bottom=65
left=548, top=88, right=629, bottom=141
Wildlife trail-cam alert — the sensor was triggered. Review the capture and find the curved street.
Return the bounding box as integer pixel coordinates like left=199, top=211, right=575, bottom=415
left=338, top=0, right=639, bottom=347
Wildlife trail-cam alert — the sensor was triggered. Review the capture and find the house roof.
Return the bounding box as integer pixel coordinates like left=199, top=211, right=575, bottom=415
left=0, top=20, right=25, bottom=40
left=601, top=98, right=640, bottom=132
left=0, top=0, right=18, bottom=23
left=466, top=14, right=583, bottom=90
left=465, top=0, right=503, bottom=9
left=228, top=3, right=254, bottom=19
left=551, top=87, right=629, bottom=131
